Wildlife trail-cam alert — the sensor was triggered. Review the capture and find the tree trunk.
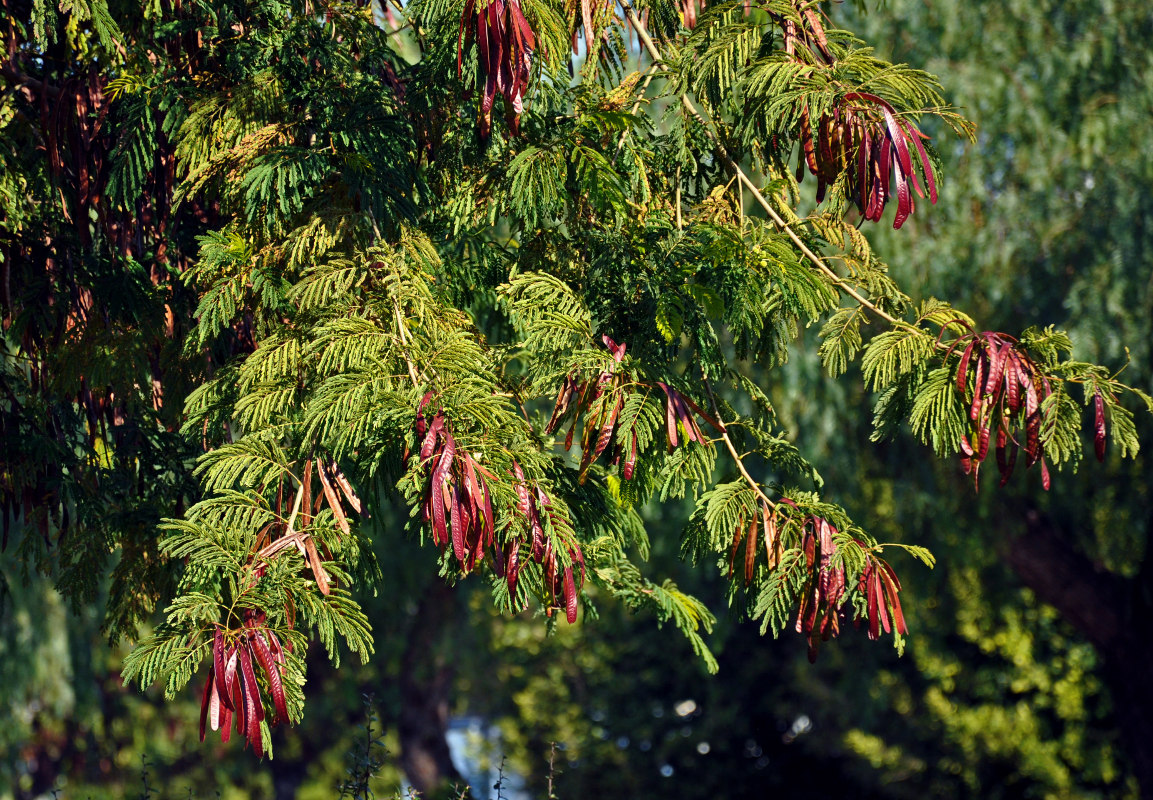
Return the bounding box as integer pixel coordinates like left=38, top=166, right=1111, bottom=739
left=1006, top=506, right=1153, bottom=799
left=398, top=581, right=465, bottom=796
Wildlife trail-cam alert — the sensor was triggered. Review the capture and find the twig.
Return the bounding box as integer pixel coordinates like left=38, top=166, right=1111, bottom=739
left=546, top=741, right=559, bottom=800
left=257, top=478, right=308, bottom=560
left=703, top=378, right=778, bottom=511
left=393, top=302, right=423, bottom=386
left=494, top=755, right=509, bottom=800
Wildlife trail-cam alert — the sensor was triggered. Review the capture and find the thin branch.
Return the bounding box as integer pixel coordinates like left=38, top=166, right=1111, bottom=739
left=703, top=377, right=777, bottom=511
left=258, top=477, right=308, bottom=560
left=393, top=302, right=423, bottom=386
left=0, top=63, right=61, bottom=100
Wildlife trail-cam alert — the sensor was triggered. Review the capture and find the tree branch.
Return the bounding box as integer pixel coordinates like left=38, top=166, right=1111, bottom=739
left=619, top=0, right=905, bottom=329
left=703, top=377, right=778, bottom=511
left=1005, top=505, right=1127, bottom=651
left=0, top=62, right=61, bottom=101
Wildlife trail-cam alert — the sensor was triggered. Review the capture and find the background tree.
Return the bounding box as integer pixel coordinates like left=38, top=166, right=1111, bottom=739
left=830, top=0, right=1153, bottom=792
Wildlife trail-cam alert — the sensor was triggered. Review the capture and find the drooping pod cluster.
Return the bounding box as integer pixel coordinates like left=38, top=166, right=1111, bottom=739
left=199, top=617, right=290, bottom=757
left=947, top=330, right=1056, bottom=488
left=788, top=512, right=907, bottom=663
left=414, top=398, right=586, bottom=622
left=546, top=336, right=632, bottom=480
left=416, top=394, right=498, bottom=573
left=797, top=92, right=938, bottom=229
left=727, top=498, right=782, bottom=584
left=767, top=0, right=939, bottom=228
left=457, top=0, right=537, bottom=137
left=545, top=335, right=721, bottom=482
left=858, top=555, right=906, bottom=643
left=509, top=462, right=585, bottom=623
left=794, top=514, right=846, bottom=660
left=656, top=381, right=718, bottom=451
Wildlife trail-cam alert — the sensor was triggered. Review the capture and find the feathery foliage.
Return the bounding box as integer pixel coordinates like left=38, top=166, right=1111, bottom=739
left=2, top=0, right=1148, bottom=762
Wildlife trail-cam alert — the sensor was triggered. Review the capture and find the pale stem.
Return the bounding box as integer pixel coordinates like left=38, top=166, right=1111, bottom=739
left=703, top=378, right=778, bottom=511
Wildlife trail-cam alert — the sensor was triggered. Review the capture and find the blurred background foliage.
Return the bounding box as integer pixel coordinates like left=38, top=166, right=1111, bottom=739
left=3, top=0, right=1151, bottom=797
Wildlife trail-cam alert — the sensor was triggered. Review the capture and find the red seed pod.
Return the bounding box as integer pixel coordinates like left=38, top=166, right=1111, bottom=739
left=239, top=646, right=265, bottom=724
left=506, top=540, right=521, bottom=598
left=762, top=503, right=779, bottom=570
left=250, top=629, right=288, bottom=725
left=970, top=353, right=987, bottom=423
left=622, top=434, right=638, bottom=480
left=563, top=567, right=578, bottom=624
left=1094, top=390, right=1107, bottom=463
left=317, top=459, right=350, bottom=537
left=223, top=649, right=239, bottom=714
left=955, top=338, right=976, bottom=392
left=1005, top=352, right=1024, bottom=413
left=458, top=0, right=536, bottom=137
left=864, top=564, right=881, bottom=640
left=877, top=561, right=907, bottom=636
left=214, top=629, right=234, bottom=712
left=209, top=679, right=222, bottom=732
left=219, top=705, right=233, bottom=744
left=329, top=463, right=362, bottom=514
left=744, top=515, right=758, bottom=585
left=199, top=669, right=214, bottom=743
left=449, top=480, right=466, bottom=563
left=234, top=661, right=248, bottom=739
